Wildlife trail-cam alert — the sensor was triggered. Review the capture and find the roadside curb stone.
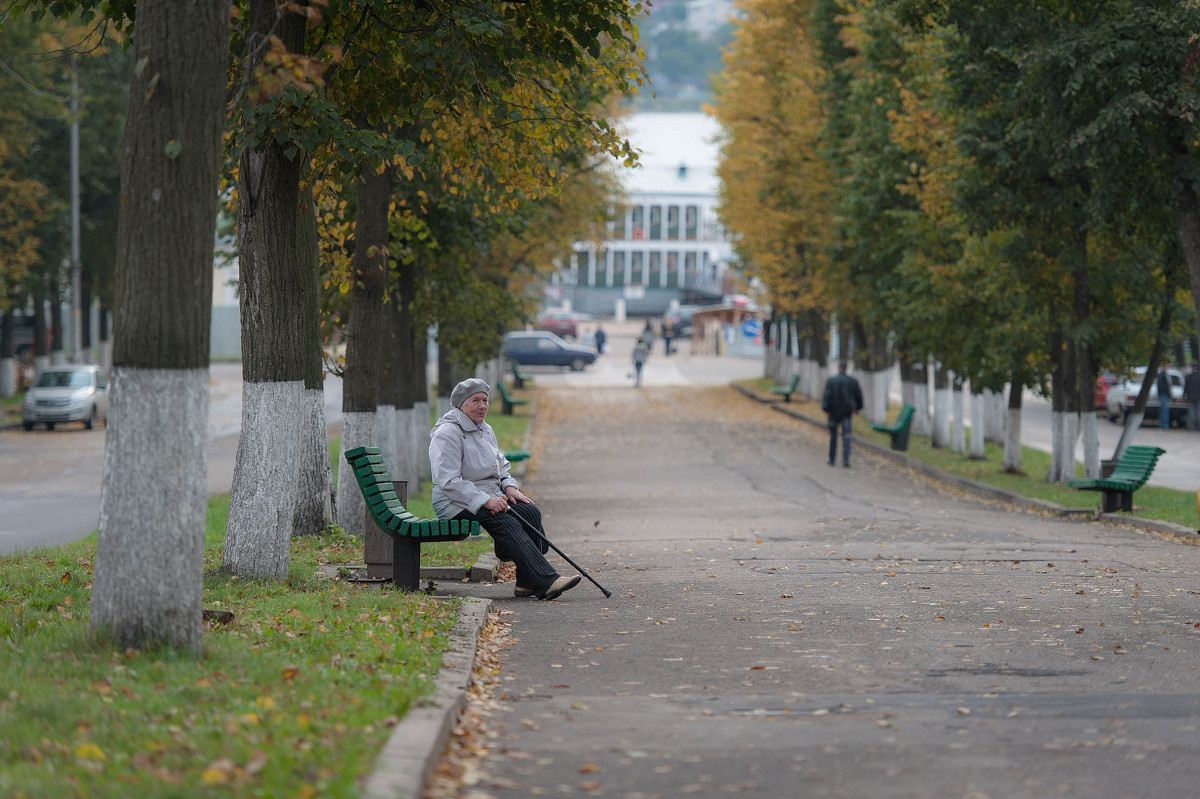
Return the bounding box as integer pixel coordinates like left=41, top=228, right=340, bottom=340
left=732, top=381, right=1200, bottom=539
left=362, top=596, right=492, bottom=799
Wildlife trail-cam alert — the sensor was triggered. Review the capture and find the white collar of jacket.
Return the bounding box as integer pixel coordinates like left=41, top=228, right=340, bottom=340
left=442, top=406, right=484, bottom=432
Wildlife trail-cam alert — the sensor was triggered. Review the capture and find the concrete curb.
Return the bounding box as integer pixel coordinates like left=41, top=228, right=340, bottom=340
left=732, top=382, right=1200, bottom=540
left=362, top=596, right=493, bottom=799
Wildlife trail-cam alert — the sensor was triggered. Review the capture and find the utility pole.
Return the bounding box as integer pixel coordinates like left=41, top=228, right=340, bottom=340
left=70, top=54, right=83, bottom=364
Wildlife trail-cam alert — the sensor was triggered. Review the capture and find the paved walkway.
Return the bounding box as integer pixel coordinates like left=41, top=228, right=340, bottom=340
left=436, top=382, right=1200, bottom=797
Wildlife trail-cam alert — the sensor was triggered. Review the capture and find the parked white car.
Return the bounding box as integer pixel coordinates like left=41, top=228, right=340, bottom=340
left=21, top=365, right=110, bottom=431
left=1104, top=366, right=1186, bottom=426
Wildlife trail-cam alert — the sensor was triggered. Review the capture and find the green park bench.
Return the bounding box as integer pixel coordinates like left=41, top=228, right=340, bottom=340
left=503, top=450, right=531, bottom=462
left=344, top=446, right=480, bottom=591
left=769, top=374, right=800, bottom=402
left=512, top=362, right=534, bottom=389
left=1068, top=445, right=1165, bottom=513
left=871, top=403, right=916, bottom=452
left=497, top=382, right=529, bottom=415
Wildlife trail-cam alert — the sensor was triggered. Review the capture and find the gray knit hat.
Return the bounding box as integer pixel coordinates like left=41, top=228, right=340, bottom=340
left=451, top=378, right=490, bottom=409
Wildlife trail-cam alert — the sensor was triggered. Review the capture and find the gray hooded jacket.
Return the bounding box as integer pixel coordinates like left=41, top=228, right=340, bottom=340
left=429, top=407, right=519, bottom=518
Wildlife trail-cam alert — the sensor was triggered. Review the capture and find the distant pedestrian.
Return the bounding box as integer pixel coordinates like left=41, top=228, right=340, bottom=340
left=1157, top=362, right=1172, bottom=429
left=632, top=339, right=648, bottom=387
left=594, top=325, right=607, bottom=355
left=641, top=319, right=655, bottom=348
left=1185, top=362, right=1200, bottom=431
left=662, top=319, right=674, bottom=357
left=822, top=361, right=863, bottom=468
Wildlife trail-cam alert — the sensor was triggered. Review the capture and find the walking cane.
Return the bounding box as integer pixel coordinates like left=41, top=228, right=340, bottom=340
left=503, top=508, right=613, bottom=598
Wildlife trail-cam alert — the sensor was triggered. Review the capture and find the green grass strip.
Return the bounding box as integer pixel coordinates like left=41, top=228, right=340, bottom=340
left=0, top=505, right=462, bottom=798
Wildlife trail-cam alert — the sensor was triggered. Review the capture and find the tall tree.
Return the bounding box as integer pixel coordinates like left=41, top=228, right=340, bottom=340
left=222, top=0, right=313, bottom=578
left=88, top=0, right=232, bottom=651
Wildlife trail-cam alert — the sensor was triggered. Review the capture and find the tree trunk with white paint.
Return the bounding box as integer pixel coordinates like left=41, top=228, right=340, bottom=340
left=223, top=0, right=307, bottom=578
left=984, top=388, right=1006, bottom=443
left=1080, top=408, right=1100, bottom=479
left=1003, top=389, right=1023, bottom=473
left=335, top=164, right=390, bottom=537
left=931, top=362, right=951, bottom=448
left=860, top=370, right=884, bottom=425
left=291, top=187, right=332, bottom=538
left=911, top=359, right=931, bottom=437
left=91, top=0, right=230, bottom=653
left=951, top=380, right=966, bottom=454
left=970, top=390, right=986, bottom=460
left=0, top=310, right=13, bottom=396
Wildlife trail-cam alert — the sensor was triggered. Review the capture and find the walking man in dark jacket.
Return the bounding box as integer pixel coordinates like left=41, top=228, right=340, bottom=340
left=822, top=361, right=864, bottom=467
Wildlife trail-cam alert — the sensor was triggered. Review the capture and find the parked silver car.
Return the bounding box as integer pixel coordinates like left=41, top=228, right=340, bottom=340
left=21, top=365, right=109, bottom=431
left=1104, top=366, right=1186, bottom=426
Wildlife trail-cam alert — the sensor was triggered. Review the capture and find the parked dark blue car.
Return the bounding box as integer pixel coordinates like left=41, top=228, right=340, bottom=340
left=503, top=331, right=596, bottom=371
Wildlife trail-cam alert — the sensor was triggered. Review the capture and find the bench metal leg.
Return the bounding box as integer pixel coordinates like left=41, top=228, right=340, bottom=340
left=1101, top=490, right=1120, bottom=513
left=892, top=427, right=910, bottom=452
left=1120, top=491, right=1133, bottom=513
left=391, top=535, right=421, bottom=592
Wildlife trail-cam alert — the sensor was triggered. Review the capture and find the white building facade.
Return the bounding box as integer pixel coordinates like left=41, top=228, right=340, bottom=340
left=555, top=112, right=734, bottom=317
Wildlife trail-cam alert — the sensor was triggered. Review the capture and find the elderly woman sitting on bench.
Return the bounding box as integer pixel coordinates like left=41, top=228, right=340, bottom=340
left=429, top=378, right=580, bottom=601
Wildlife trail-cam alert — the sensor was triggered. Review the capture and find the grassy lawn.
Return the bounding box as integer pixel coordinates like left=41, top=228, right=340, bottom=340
left=0, top=396, right=531, bottom=796
left=738, top=379, right=1200, bottom=530
left=0, top=501, right=462, bottom=798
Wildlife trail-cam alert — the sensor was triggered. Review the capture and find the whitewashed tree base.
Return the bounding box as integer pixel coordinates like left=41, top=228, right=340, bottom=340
left=1080, top=410, right=1100, bottom=479
left=985, top=388, right=1006, bottom=443
left=413, top=400, right=432, bottom=483
left=394, top=407, right=418, bottom=486
left=969, top=392, right=986, bottom=459
left=933, top=387, right=951, bottom=448
left=292, top=387, right=332, bottom=537
left=952, top=388, right=966, bottom=454
left=335, top=411, right=375, bottom=537
left=1003, top=407, right=1023, bottom=472
left=224, top=380, right=304, bottom=579
left=91, top=367, right=208, bottom=651
left=913, top=384, right=931, bottom=437
left=376, top=403, right=398, bottom=476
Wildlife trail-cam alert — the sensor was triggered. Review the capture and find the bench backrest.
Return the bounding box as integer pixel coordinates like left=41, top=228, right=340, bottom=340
left=1109, top=445, right=1165, bottom=487
left=345, top=446, right=481, bottom=539
left=345, top=446, right=419, bottom=532
left=896, top=403, right=916, bottom=426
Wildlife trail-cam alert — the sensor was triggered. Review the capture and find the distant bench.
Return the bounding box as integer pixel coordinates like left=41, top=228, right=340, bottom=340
left=871, top=403, right=916, bottom=451
left=1069, top=445, right=1165, bottom=513
left=345, top=446, right=480, bottom=591
left=512, top=362, right=534, bottom=389
left=769, top=374, right=800, bottom=402
left=497, top=382, right=528, bottom=415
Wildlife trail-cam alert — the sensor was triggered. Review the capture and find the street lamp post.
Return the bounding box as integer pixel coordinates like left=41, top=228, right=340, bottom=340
left=69, top=54, right=83, bottom=364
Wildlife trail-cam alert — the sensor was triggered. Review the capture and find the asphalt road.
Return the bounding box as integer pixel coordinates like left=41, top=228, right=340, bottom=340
left=437, top=383, right=1200, bottom=798
left=0, top=362, right=342, bottom=555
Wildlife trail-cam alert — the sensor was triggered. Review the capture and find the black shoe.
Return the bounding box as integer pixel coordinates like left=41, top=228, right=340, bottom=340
left=843, top=462, right=850, bottom=468
left=539, top=575, right=581, bottom=601
left=827, top=460, right=835, bottom=467
left=514, top=585, right=536, bottom=598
